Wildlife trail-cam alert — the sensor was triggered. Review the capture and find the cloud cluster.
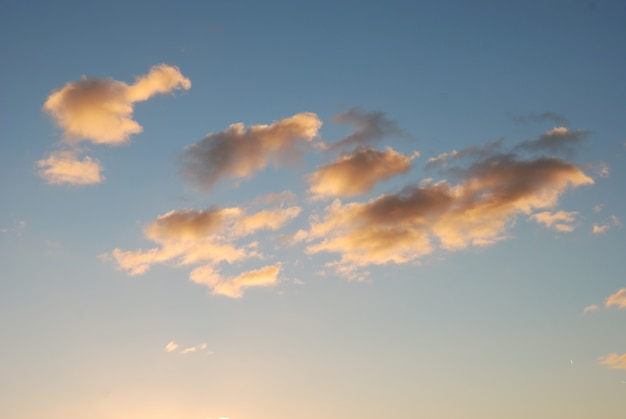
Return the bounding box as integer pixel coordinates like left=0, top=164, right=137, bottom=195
left=582, top=288, right=626, bottom=315
left=181, top=113, right=322, bottom=189
left=308, top=147, right=416, bottom=198
left=305, top=154, right=593, bottom=278
left=111, top=202, right=299, bottom=297
left=39, top=64, right=191, bottom=185
left=43, top=64, right=191, bottom=145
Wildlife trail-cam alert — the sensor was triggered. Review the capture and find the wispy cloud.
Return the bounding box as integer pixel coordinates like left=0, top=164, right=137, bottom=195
left=308, top=147, right=415, bottom=198
left=582, top=304, right=599, bottom=314
left=513, top=112, right=569, bottom=125
left=425, top=138, right=503, bottom=170
left=306, top=154, right=593, bottom=278
left=165, top=341, right=211, bottom=355
left=37, top=150, right=104, bottom=185
left=592, top=215, right=621, bottom=234
left=599, top=353, right=626, bottom=369
left=181, top=113, right=322, bottom=190
left=605, top=288, right=626, bottom=309
left=529, top=210, right=578, bottom=232
left=110, top=203, right=298, bottom=297
left=514, top=127, right=590, bottom=156
left=43, top=64, right=191, bottom=145
left=324, top=107, right=405, bottom=150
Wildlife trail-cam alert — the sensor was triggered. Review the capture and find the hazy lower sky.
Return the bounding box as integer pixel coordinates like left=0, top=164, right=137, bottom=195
left=1, top=1, right=625, bottom=418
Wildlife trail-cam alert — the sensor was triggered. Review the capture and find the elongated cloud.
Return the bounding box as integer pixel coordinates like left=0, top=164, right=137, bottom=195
left=110, top=204, right=299, bottom=297
left=43, top=64, right=191, bottom=145
left=425, top=139, right=503, bottom=170
left=181, top=113, right=322, bottom=189
left=37, top=151, right=104, bottom=185
left=515, top=127, right=590, bottom=156
left=599, top=353, right=626, bottom=369
left=582, top=304, right=599, bottom=314
left=326, top=107, right=404, bottom=150
left=593, top=215, right=622, bottom=234
left=308, top=147, right=415, bottom=198
left=306, top=155, right=593, bottom=277
left=530, top=210, right=578, bottom=232
left=190, top=264, right=281, bottom=298
left=605, top=288, right=626, bottom=309
left=514, top=112, right=569, bottom=125
left=164, top=341, right=180, bottom=352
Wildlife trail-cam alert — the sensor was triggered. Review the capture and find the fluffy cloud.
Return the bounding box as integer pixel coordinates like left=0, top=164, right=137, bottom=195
left=324, top=107, right=404, bottom=150
left=598, top=353, right=626, bottom=369
left=529, top=210, right=578, bottom=232
left=514, top=127, right=590, bottom=156
left=181, top=113, right=322, bottom=189
left=111, top=204, right=299, bottom=296
left=43, top=64, right=191, bottom=145
left=306, top=154, right=593, bottom=277
left=164, top=341, right=180, bottom=352
left=37, top=151, right=104, bottom=185
left=605, top=288, right=626, bottom=309
left=308, top=147, right=415, bottom=198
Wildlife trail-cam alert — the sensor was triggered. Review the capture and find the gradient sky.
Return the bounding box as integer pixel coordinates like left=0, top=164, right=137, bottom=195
left=1, top=1, right=626, bottom=418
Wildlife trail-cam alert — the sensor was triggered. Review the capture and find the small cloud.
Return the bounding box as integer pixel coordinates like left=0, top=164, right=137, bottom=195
left=595, top=162, right=610, bottom=178
left=180, top=343, right=208, bottom=354
left=308, top=147, right=413, bottom=198
left=593, top=204, right=604, bottom=213
left=425, top=138, right=503, bottom=170
left=164, top=341, right=180, bottom=352
left=605, top=288, right=626, bottom=309
left=37, top=150, right=104, bottom=185
left=326, top=107, right=405, bottom=150
left=43, top=64, right=191, bottom=145
left=599, top=353, right=626, bottom=369
left=529, top=210, right=578, bottom=232
left=592, top=215, right=621, bottom=234
left=582, top=304, right=599, bottom=314
left=180, top=113, right=322, bottom=189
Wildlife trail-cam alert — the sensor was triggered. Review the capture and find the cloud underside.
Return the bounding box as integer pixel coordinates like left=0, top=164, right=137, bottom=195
left=308, top=147, right=413, bottom=197
left=181, top=113, right=322, bottom=189
left=305, top=155, right=593, bottom=278
left=43, top=64, right=191, bottom=145
left=111, top=204, right=299, bottom=297
left=37, top=151, right=104, bottom=185
left=599, top=353, right=626, bottom=369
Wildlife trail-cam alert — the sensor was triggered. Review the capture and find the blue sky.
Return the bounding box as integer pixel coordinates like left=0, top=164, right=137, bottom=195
left=1, top=1, right=626, bottom=418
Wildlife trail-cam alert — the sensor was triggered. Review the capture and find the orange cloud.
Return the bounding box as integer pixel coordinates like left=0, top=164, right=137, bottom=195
left=308, top=147, right=414, bottom=198
left=592, top=215, right=621, bottom=234
left=181, top=113, right=322, bottom=189
left=43, top=64, right=190, bottom=145
left=306, top=155, right=593, bottom=277
left=110, top=204, right=298, bottom=296
left=582, top=304, right=599, bottom=314
left=605, top=288, right=626, bottom=309
left=530, top=210, right=578, bottom=232
left=190, top=264, right=281, bottom=298
left=37, top=150, right=104, bottom=185
left=599, top=353, right=626, bottom=369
